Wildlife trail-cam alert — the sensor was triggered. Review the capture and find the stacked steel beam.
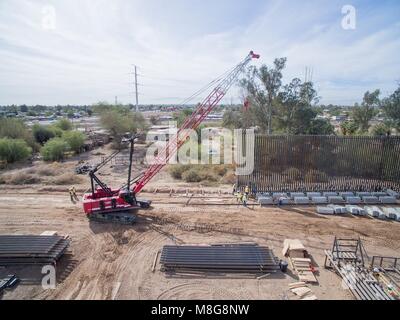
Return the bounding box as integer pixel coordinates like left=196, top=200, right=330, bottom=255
left=0, top=235, right=70, bottom=265
left=160, top=244, right=279, bottom=273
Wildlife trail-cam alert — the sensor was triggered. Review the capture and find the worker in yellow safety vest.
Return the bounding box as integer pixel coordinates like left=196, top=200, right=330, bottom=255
left=69, top=186, right=79, bottom=203
left=236, top=191, right=242, bottom=203
left=242, top=193, right=248, bottom=207
left=68, top=187, right=75, bottom=203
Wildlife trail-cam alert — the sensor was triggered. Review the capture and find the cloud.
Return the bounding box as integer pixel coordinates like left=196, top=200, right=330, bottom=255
left=0, top=0, right=399, bottom=105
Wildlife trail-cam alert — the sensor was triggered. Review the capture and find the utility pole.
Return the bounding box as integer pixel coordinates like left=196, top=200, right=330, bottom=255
left=134, top=65, right=139, bottom=112
left=115, top=96, right=118, bottom=105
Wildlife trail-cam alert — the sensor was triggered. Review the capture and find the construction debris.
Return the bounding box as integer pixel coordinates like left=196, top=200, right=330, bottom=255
left=152, top=251, right=160, bottom=272
left=324, top=237, right=395, bottom=300
left=289, top=282, right=318, bottom=300
left=0, top=235, right=70, bottom=265
left=160, top=243, right=279, bottom=274
left=369, top=256, right=400, bottom=300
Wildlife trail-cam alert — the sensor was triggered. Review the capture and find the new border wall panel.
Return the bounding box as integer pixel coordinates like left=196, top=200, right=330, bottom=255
left=237, top=135, right=400, bottom=192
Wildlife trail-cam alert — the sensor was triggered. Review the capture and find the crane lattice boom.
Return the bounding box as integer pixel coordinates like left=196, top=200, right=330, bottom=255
left=133, top=51, right=260, bottom=193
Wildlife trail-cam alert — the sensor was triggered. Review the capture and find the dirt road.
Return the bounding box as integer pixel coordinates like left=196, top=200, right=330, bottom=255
left=1, top=186, right=399, bottom=300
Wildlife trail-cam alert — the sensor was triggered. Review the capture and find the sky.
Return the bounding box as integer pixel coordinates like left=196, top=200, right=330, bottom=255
left=0, top=0, right=399, bottom=106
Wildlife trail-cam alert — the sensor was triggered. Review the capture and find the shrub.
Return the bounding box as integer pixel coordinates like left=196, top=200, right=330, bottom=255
left=54, top=118, right=73, bottom=131
left=36, top=163, right=61, bottom=176
left=32, top=124, right=55, bottom=144
left=62, top=131, right=86, bottom=153
left=41, top=138, right=69, bottom=161
left=182, top=168, right=202, bottom=182
left=0, top=138, right=32, bottom=163
left=213, top=165, right=228, bottom=176
left=169, top=164, right=192, bottom=179
left=221, top=172, right=236, bottom=184
left=0, top=118, right=35, bottom=149
left=7, top=172, right=41, bottom=185
left=198, top=170, right=219, bottom=182
left=49, top=125, right=64, bottom=137
left=51, top=173, right=82, bottom=185
left=371, top=123, right=391, bottom=136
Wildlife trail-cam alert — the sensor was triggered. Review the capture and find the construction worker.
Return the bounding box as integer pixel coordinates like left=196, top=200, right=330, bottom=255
left=68, top=187, right=75, bottom=203
left=72, top=186, right=79, bottom=202
left=232, top=183, right=236, bottom=195
left=244, top=185, right=250, bottom=196
left=236, top=191, right=242, bottom=203
left=278, top=196, right=284, bottom=206
left=242, top=193, right=248, bottom=207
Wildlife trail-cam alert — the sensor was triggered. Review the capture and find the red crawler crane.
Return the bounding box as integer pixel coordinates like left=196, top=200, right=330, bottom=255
left=82, top=51, right=260, bottom=223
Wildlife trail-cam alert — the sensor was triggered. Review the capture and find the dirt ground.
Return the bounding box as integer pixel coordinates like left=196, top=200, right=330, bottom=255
left=1, top=146, right=400, bottom=300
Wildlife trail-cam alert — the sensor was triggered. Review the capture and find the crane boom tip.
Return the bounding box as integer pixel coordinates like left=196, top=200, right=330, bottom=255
left=249, top=51, right=260, bottom=59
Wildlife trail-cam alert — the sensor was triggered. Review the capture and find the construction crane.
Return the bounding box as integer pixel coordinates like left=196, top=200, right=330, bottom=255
left=82, top=51, right=260, bottom=223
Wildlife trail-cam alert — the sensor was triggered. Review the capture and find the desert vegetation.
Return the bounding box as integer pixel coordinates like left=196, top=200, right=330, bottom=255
left=169, top=164, right=235, bottom=185
left=0, top=162, right=83, bottom=185
left=0, top=117, right=86, bottom=166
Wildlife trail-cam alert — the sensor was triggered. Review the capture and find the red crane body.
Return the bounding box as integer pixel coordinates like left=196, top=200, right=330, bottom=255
left=82, top=51, right=259, bottom=222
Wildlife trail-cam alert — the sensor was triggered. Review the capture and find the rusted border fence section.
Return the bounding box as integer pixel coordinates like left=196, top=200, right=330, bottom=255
left=237, top=135, right=400, bottom=192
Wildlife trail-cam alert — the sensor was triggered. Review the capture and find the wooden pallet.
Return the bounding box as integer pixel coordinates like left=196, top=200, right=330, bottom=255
left=289, top=257, right=318, bottom=283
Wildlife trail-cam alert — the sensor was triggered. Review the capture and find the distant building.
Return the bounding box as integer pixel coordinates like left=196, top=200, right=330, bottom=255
left=330, top=115, right=348, bottom=122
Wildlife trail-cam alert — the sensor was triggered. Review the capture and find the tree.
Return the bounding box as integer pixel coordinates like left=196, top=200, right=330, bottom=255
left=352, top=89, right=380, bottom=133
left=0, top=118, right=36, bottom=150
left=0, top=138, right=32, bottom=163
left=240, top=58, right=286, bottom=134
left=222, top=109, right=243, bottom=129
left=32, top=124, right=55, bottom=145
left=149, top=115, right=159, bottom=125
left=62, top=131, right=86, bottom=153
left=41, top=138, right=69, bottom=161
left=371, top=123, right=391, bottom=136
left=275, top=78, right=320, bottom=134
left=54, top=118, right=73, bottom=131
left=340, top=120, right=358, bottom=136
left=100, top=108, right=147, bottom=148
left=382, top=85, right=400, bottom=132
left=173, top=109, right=193, bottom=127
left=306, top=118, right=335, bottom=135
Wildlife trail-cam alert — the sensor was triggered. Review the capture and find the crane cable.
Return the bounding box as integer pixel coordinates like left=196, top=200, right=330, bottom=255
left=162, top=63, right=239, bottom=108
